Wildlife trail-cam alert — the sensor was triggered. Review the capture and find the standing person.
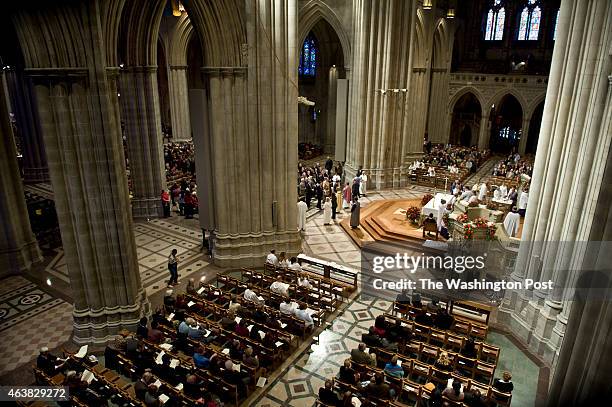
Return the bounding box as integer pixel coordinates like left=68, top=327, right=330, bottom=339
left=178, top=189, right=185, bottom=216
left=351, top=177, right=360, bottom=199
left=167, top=249, right=179, bottom=286
left=518, top=188, right=529, bottom=217
left=335, top=188, right=342, bottom=213
left=297, top=198, right=308, bottom=231
left=161, top=190, right=171, bottom=217
left=325, top=156, right=333, bottom=175
left=342, top=182, right=352, bottom=209
left=331, top=188, right=338, bottom=221
left=350, top=198, right=361, bottom=229
left=184, top=190, right=194, bottom=219
left=315, top=183, right=323, bottom=210
left=359, top=171, right=368, bottom=197
left=323, top=197, right=332, bottom=225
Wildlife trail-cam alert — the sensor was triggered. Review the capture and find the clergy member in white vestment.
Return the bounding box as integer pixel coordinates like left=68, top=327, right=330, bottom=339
left=298, top=274, right=313, bottom=290
left=323, top=197, right=332, bottom=225
left=493, top=188, right=501, bottom=200
left=270, top=277, right=290, bottom=296
left=499, top=184, right=508, bottom=199
left=244, top=288, right=264, bottom=304
left=359, top=171, right=368, bottom=196
left=518, top=189, right=529, bottom=216
left=280, top=299, right=296, bottom=315
left=436, top=199, right=448, bottom=231
left=503, top=207, right=521, bottom=237
left=266, top=250, right=279, bottom=267
left=289, top=257, right=303, bottom=272
left=297, top=198, right=308, bottom=231
left=478, top=183, right=488, bottom=201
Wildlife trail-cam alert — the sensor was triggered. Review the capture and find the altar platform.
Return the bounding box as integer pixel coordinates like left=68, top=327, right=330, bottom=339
left=339, top=198, right=447, bottom=250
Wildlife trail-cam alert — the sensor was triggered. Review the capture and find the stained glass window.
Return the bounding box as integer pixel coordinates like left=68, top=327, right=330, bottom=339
left=553, top=9, right=559, bottom=40
left=484, top=1, right=506, bottom=40
left=517, top=1, right=541, bottom=40
left=299, top=34, right=317, bottom=77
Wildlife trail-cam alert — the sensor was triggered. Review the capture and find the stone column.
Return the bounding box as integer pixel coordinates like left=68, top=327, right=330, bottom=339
left=346, top=0, right=418, bottom=189
left=499, top=0, right=612, bottom=365
left=4, top=69, right=49, bottom=183
left=119, top=66, right=166, bottom=219
left=325, top=66, right=338, bottom=154
left=518, top=116, right=531, bottom=154
left=186, top=0, right=301, bottom=268
left=168, top=65, right=192, bottom=141
left=477, top=112, right=490, bottom=150
left=13, top=0, right=150, bottom=343
left=0, top=71, right=42, bottom=277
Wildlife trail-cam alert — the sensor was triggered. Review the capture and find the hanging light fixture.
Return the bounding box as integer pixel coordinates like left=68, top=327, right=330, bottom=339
left=171, top=0, right=182, bottom=17
left=423, top=0, right=433, bottom=10
left=446, top=8, right=455, bottom=19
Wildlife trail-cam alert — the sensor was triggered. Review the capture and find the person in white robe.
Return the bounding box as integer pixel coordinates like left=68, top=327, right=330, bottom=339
left=428, top=166, right=436, bottom=177
left=289, top=257, right=303, bottom=272
left=297, top=199, right=308, bottom=231
left=270, top=277, right=290, bottom=296
left=244, top=288, right=264, bottom=304
left=279, top=299, right=296, bottom=315
left=297, top=274, right=313, bottom=290
left=323, top=197, right=332, bottom=225
left=518, top=189, right=529, bottom=216
left=359, top=171, right=368, bottom=196
left=436, top=199, right=448, bottom=231
left=499, top=184, right=508, bottom=199
left=503, top=207, right=521, bottom=237
left=478, top=183, right=488, bottom=201
left=266, top=250, right=279, bottom=267
left=493, top=188, right=501, bottom=200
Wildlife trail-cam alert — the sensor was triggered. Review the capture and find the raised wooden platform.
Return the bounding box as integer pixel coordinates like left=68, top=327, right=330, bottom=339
left=340, top=198, right=447, bottom=250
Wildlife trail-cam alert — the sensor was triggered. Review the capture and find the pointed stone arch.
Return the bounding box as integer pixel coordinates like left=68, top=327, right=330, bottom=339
left=168, top=13, right=195, bottom=67
left=413, top=9, right=426, bottom=68
left=449, top=86, right=487, bottom=116
left=490, top=89, right=528, bottom=119
left=298, top=0, right=351, bottom=66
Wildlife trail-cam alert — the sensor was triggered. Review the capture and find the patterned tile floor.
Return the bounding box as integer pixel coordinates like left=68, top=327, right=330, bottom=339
left=44, top=218, right=210, bottom=296
left=0, top=276, right=73, bottom=377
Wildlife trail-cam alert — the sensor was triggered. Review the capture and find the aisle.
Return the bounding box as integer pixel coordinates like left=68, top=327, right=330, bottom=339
left=463, top=155, right=501, bottom=186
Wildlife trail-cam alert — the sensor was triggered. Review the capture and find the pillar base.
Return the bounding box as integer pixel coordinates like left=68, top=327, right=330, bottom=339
left=213, top=231, right=302, bottom=268
left=72, top=289, right=150, bottom=344
left=0, top=239, right=43, bottom=278
left=131, top=197, right=163, bottom=219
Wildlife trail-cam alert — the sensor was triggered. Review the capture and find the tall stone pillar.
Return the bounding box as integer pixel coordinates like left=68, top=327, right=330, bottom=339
left=119, top=67, right=166, bottom=219
left=518, top=116, right=531, bottom=154
left=346, top=0, right=418, bottom=189
left=12, top=0, right=149, bottom=343
left=186, top=0, right=301, bottom=267
left=0, top=71, right=42, bottom=277
left=4, top=69, right=50, bottom=183
left=477, top=113, right=490, bottom=150
left=168, top=65, right=192, bottom=141
left=325, top=66, right=338, bottom=154
left=498, top=0, right=612, bottom=366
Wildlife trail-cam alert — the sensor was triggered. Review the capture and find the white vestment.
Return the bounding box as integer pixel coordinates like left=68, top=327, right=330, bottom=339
left=503, top=212, right=521, bottom=237
left=499, top=185, right=508, bottom=198
left=478, top=184, right=488, bottom=201
left=289, top=262, right=303, bottom=273
left=519, top=192, right=529, bottom=210
left=436, top=203, right=448, bottom=230
left=323, top=200, right=332, bottom=224
left=359, top=174, right=368, bottom=195
left=493, top=189, right=501, bottom=200
left=270, top=281, right=290, bottom=296
left=297, top=201, right=308, bottom=230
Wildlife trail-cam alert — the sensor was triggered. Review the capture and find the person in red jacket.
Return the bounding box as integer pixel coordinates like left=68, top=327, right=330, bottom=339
left=161, top=189, right=171, bottom=217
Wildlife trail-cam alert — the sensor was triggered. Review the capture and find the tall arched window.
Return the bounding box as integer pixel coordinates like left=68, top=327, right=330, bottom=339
left=553, top=8, right=560, bottom=40
left=484, top=0, right=506, bottom=41
left=298, top=34, right=317, bottom=77
left=517, top=0, right=542, bottom=41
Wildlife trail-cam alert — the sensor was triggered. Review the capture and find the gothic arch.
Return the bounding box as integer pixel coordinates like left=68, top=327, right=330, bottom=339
left=432, top=18, right=452, bottom=69
left=527, top=91, right=547, bottom=119
left=298, top=0, right=351, bottom=66
left=490, top=89, right=529, bottom=119
left=118, top=0, right=166, bottom=67
left=182, top=0, right=246, bottom=67
left=448, top=87, right=486, bottom=115
left=413, top=9, right=426, bottom=68
left=168, top=13, right=195, bottom=67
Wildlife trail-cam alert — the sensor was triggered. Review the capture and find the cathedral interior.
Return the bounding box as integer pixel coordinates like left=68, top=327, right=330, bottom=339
left=0, top=0, right=610, bottom=406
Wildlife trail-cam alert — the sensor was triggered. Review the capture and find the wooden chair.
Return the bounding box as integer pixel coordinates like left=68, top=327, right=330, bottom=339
left=422, top=220, right=439, bottom=240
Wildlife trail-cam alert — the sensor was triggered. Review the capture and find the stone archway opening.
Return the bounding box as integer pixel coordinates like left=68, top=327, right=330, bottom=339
left=449, top=92, right=482, bottom=147
left=489, top=94, right=523, bottom=154
left=298, top=19, right=345, bottom=161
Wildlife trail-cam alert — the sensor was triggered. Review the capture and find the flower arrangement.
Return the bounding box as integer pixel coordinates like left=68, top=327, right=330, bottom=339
left=472, top=217, right=488, bottom=228
left=463, top=223, right=474, bottom=239
left=421, top=193, right=434, bottom=206
left=457, top=213, right=468, bottom=224
left=486, top=224, right=497, bottom=240
left=406, top=206, right=421, bottom=223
